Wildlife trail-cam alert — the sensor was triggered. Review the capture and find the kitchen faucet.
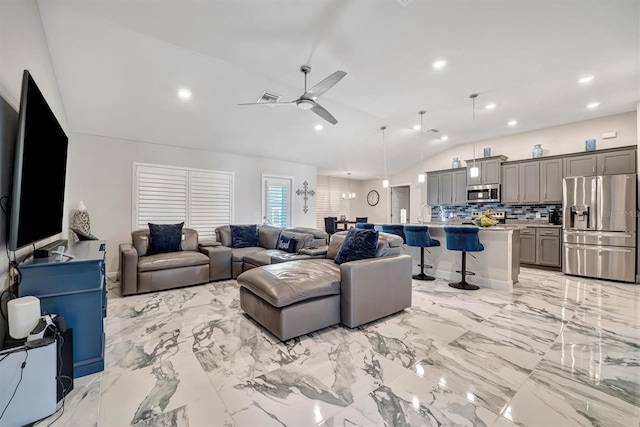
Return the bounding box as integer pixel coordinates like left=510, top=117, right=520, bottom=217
left=419, top=204, right=432, bottom=224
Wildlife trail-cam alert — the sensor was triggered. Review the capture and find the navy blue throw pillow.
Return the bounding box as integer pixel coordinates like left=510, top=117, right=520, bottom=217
left=147, top=222, right=184, bottom=255
left=277, top=235, right=298, bottom=253
left=335, top=228, right=379, bottom=264
left=230, top=225, right=259, bottom=248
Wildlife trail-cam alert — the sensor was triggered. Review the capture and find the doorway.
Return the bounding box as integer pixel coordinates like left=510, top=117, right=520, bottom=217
left=390, top=185, right=410, bottom=224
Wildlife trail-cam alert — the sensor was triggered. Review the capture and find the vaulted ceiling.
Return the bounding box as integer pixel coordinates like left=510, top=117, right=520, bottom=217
left=38, top=0, right=639, bottom=179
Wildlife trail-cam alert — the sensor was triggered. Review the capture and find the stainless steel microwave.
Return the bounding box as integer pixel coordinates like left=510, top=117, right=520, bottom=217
left=467, top=184, right=500, bottom=203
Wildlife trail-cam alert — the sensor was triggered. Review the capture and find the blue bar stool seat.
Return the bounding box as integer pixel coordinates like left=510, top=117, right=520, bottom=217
left=355, top=222, right=375, bottom=230
left=404, top=225, right=440, bottom=281
left=444, top=226, right=484, bottom=291
left=381, top=224, right=406, bottom=243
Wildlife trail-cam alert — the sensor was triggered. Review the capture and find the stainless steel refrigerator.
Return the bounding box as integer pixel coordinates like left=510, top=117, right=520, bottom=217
left=563, top=174, right=637, bottom=282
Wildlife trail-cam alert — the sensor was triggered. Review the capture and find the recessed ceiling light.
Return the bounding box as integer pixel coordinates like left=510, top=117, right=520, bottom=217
left=440, top=135, right=449, bottom=141
left=507, top=120, right=518, bottom=127
left=314, top=124, right=323, bottom=131
left=413, top=124, right=421, bottom=130
left=587, top=102, right=600, bottom=109
left=177, top=88, right=192, bottom=100
left=485, top=103, right=497, bottom=110
left=432, top=59, right=447, bottom=69
left=579, top=75, right=595, bottom=84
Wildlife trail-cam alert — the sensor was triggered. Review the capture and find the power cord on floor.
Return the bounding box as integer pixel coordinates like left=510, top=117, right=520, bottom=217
left=0, top=349, right=28, bottom=421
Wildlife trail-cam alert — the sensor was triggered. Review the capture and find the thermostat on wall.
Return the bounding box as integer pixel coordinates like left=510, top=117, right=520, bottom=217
left=602, top=131, right=617, bottom=139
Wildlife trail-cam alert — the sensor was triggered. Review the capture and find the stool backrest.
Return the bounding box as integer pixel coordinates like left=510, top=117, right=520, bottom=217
left=404, top=225, right=438, bottom=247
left=443, top=226, right=484, bottom=252
left=355, top=223, right=375, bottom=230
left=381, top=224, right=406, bottom=243
left=355, top=217, right=368, bottom=223
left=324, top=217, right=338, bottom=234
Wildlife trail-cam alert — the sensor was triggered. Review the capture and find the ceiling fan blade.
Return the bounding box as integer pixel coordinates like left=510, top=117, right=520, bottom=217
left=303, top=70, right=346, bottom=100
left=311, top=102, right=338, bottom=125
left=237, top=101, right=295, bottom=107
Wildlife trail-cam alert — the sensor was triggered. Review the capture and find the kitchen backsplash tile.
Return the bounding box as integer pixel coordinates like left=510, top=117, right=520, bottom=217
left=431, top=203, right=562, bottom=221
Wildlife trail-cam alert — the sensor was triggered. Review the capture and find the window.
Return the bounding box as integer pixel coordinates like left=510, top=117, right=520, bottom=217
left=315, top=186, right=351, bottom=229
left=133, top=163, right=233, bottom=239
left=262, top=175, right=292, bottom=227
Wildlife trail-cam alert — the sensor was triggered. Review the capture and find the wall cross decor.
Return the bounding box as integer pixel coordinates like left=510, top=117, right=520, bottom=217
left=295, top=180, right=316, bottom=214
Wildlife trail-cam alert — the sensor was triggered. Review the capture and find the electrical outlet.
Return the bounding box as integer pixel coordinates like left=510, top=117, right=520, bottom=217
left=535, top=212, right=541, bottom=219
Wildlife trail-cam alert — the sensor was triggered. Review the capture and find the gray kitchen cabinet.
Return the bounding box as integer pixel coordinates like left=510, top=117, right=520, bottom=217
left=452, top=169, right=467, bottom=205
left=597, top=150, right=636, bottom=175
left=564, top=155, right=596, bottom=177
left=466, top=163, right=481, bottom=186
left=482, top=159, right=501, bottom=185
left=520, top=162, right=540, bottom=203
left=537, top=228, right=561, bottom=267
left=427, top=173, right=439, bottom=206
left=540, top=159, right=563, bottom=203
left=519, top=228, right=537, bottom=264
left=438, top=172, right=453, bottom=205
left=502, top=164, right=519, bottom=204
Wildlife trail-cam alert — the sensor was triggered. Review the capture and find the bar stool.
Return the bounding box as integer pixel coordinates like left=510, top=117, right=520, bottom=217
left=355, top=222, right=375, bottom=230
left=404, top=225, right=440, bottom=281
left=443, top=226, right=484, bottom=291
left=381, top=224, right=406, bottom=243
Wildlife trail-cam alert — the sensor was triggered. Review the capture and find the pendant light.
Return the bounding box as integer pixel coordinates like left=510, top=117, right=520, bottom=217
left=417, top=110, right=426, bottom=183
left=381, top=126, right=389, bottom=188
left=469, top=93, right=480, bottom=178
left=342, top=172, right=356, bottom=200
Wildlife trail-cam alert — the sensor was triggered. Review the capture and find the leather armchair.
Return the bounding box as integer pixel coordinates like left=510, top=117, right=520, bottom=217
left=119, top=228, right=217, bottom=296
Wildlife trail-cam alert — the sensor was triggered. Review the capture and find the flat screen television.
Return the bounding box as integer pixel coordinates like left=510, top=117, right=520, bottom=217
left=9, top=70, right=69, bottom=251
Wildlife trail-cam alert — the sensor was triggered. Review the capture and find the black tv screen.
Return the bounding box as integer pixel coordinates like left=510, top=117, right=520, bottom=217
left=9, top=70, right=68, bottom=251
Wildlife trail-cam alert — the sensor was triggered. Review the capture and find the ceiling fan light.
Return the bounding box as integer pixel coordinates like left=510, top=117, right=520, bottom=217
left=418, top=173, right=426, bottom=183
left=469, top=166, right=480, bottom=178
left=297, top=99, right=314, bottom=110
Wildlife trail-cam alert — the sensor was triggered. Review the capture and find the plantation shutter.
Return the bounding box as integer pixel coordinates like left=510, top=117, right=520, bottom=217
left=134, top=163, right=233, bottom=239
left=315, top=186, right=351, bottom=229
left=264, top=178, right=291, bottom=227
left=188, top=170, right=233, bottom=240
left=135, top=165, right=188, bottom=229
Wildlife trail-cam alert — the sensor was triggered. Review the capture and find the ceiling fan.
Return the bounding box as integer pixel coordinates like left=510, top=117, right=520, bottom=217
left=238, top=65, right=346, bottom=125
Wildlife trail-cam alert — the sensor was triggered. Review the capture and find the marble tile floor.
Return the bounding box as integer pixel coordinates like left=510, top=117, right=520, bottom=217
left=39, top=268, right=639, bottom=426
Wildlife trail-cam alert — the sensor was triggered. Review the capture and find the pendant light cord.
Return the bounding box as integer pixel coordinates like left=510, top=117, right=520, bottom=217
left=381, top=126, right=387, bottom=180
left=420, top=111, right=424, bottom=163
left=470, top=93, right=478, bottom=167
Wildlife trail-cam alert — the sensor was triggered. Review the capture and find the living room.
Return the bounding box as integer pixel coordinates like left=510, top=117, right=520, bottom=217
left=0, top=1, right=639, bottom=426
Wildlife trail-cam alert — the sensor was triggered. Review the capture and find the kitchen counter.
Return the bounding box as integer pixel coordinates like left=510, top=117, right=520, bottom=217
left=376, top=223, right=520, bottom=291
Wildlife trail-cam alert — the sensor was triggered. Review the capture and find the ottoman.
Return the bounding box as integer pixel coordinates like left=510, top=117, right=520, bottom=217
left=237, top=259, right=341, bottom=341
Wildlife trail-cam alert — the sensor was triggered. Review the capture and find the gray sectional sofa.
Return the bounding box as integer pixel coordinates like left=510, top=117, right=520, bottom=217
left=237, top=231, right=413, bottom=341
left=207, top=225, right=329, bottom=279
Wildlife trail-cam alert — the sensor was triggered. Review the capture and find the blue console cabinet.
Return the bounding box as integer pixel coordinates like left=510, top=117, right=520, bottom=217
left=18, top=241, right=106, bottom=377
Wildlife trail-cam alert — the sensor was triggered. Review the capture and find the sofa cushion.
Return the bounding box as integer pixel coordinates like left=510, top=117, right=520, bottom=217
left=335, top=228, right=379, bottom=264
left=215, top=225, right=232, bottom=247
left=231, top=247, right=265, bottom=262
left=238, top=259, right=341, bottom=308
left=138, top=251, right=209, bottom=272
left=231, top=224, right=259, bottom=248
left=277, top=235, right=299, bottom=253
left=243, top=249, right=283, bottom=267
left=181, top=228, right=199, bottom=251
left=132, top=229, right=151, bottom=256
left=258, top=225, right=283, bottom=249
left=148, top=223, right=184, bottom=255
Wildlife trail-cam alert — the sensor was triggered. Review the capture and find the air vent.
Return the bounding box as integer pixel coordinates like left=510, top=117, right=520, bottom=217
left=257, top=91, right=281, bottom=104
left=395, top=0, right=415, bottom=7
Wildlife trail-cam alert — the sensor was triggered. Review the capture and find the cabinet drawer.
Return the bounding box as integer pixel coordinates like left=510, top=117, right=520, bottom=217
left=519, top=228, right=535, bottom=235
left=536, top=228, right=560, bottom=237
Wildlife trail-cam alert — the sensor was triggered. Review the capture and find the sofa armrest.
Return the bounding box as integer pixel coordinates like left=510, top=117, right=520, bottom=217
left=199, top=246, right=233, bottom=281
left=298, top=245, right=328, bottom=257
left=199, top=239, right=221, bottom=248
left=119, top=243, right=139, bottom=296
left=339, top=254, right=412, bottom=328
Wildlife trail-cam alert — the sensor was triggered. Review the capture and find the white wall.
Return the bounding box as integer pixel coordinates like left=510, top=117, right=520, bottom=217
left=0, top=0, right=70, bottom=346
left=361, top=112, right=637, bottom=223
left=65, top=132, right=317, bottom=274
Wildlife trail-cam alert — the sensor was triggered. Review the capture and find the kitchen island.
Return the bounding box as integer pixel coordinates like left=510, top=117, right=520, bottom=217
left=398, top=223, right=522, bottom=291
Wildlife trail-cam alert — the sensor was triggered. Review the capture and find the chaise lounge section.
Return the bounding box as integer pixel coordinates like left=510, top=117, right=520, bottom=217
left=237, top=231, right=412, bottom=340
